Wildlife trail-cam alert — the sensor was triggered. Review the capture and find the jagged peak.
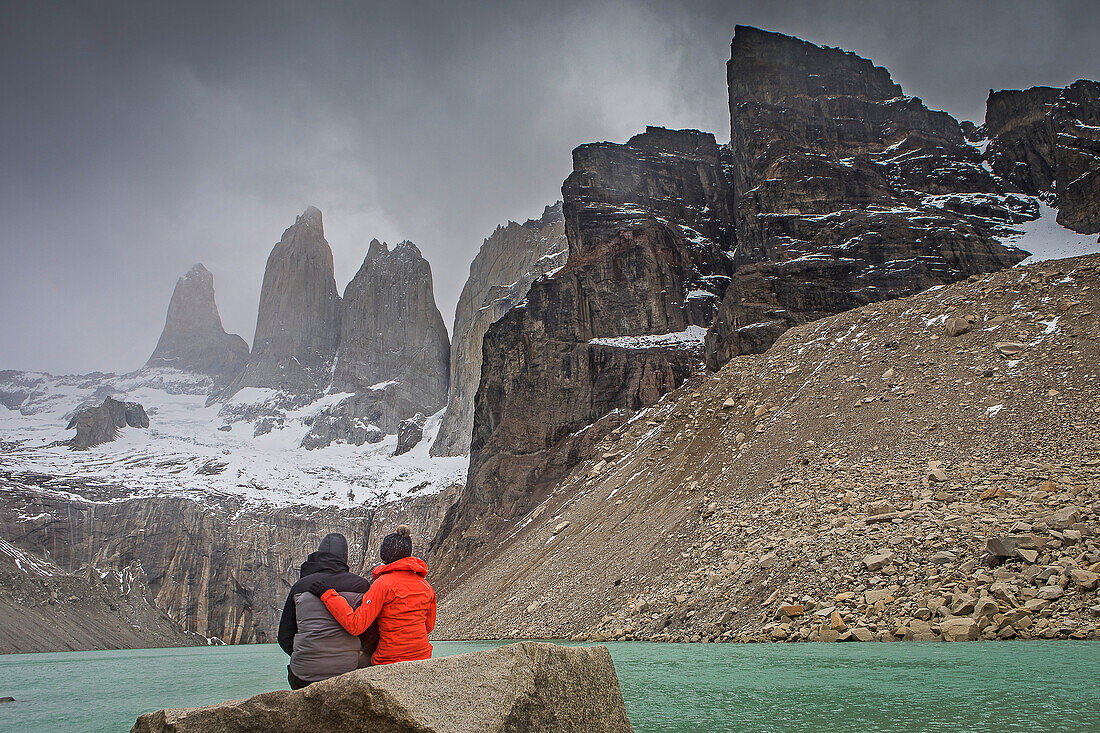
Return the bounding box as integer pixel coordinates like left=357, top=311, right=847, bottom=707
left=295, top=205, right=324, bottom=228
left=184, top=263, right=211, bottom=279
left=365, top=238, right=425, bottom=262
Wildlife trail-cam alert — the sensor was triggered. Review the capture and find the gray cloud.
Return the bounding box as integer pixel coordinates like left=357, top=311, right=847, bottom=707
left=1, top=0, right=1096, bottom=373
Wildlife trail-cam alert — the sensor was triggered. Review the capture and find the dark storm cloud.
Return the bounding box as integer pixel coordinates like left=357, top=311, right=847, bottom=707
left=1, top=0, right=1096, bottom=373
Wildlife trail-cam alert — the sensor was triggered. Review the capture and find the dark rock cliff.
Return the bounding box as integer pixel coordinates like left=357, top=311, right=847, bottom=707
left=986, top=80, right=1100, bottom=233
left=434, top=127, right=737, bottom=569
left=432, top=203, right=568, bottom=457
left=707, top=25, right=1030, bottom=367
left=432, top=26, right=1040, bottom=575
left=145, top=264, right=250, bottom=379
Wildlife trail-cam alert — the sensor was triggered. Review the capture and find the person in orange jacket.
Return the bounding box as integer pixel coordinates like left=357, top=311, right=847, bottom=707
left=309, top=524, right=436, bottom=665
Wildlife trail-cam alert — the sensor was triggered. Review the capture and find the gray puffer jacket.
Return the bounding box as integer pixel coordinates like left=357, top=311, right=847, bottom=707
left=277, top=534, right=372, bottom=682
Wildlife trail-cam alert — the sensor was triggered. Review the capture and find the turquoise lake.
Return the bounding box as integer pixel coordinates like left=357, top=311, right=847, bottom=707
left=1, top=640, right=1098, bottom=732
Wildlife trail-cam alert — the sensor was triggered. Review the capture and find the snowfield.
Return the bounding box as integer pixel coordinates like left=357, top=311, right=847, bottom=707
left=1011, top=202, right=1100, bottom=263
left=0, top=368, right=467, bottom=508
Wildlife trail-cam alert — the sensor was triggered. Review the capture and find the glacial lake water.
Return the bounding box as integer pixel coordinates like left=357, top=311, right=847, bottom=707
left=1, top=640, right=1098, bottom=733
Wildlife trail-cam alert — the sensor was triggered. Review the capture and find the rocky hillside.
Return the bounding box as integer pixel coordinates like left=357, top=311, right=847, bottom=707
left=432, top=203, right=568, bottom=457
left=0, top=537, right=203, bottom=653
left=432, top=26, right=1039, bottom=576
left=145, top=264, right=250, bottom=380
left=435, top=254, right=1100, bottom=643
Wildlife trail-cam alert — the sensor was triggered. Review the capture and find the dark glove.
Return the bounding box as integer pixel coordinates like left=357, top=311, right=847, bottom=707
left=308, top=579, right=331, bottom=597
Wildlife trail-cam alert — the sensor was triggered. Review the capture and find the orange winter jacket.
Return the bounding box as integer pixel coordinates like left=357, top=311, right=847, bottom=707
left=320, top=556, right=436, bottom=665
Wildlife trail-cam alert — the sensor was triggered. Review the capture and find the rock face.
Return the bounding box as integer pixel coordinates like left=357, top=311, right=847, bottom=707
left=433, top=28, right=1031, bottom=573
left=706, top=25, right=1030, bottom=368
left=0, top=476, right=461, bottom=643
left=323, top=239, right=449, bottom=436
left=145, top=264, right=250, bottom=378
left=66, top=397, right=149, bottom=449
left=232, top=207, right=341, bottom=394
left=432, top=203, right=568, bottom=457
left=132, top=642, right=634, bottom=733
left=434, top=127, right=736, bottom=568
left=0, top=538, right=202, bottom=653
left=985, top=80, right=1100, bottom=233
left=394, top=412, right=426, bottom=456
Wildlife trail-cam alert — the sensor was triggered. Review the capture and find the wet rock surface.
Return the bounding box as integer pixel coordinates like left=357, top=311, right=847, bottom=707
left=131, top=642, right=634, bottom=733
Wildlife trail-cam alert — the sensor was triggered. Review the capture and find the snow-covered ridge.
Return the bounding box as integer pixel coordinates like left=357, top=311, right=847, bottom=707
left=0, top=367, right=467, bottom=509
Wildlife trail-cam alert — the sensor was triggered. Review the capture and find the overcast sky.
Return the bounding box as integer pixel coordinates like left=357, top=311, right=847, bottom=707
left=1, top=0, right=1096, bottom=374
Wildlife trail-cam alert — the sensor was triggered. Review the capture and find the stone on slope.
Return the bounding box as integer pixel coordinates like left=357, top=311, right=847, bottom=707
left=66, top=397, right=149, bottom=450
left=131, top=642, right=634, bottom=733
left=230, top=206, right=341, bottom=394
left=145, top=264, right=250, bottom=378
left=394, top=412, right=427, bottom=456
left=432, top=203, right=568, bottom=457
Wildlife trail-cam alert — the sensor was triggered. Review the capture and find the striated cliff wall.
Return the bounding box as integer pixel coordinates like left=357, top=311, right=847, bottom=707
left=986, top=80, right=1100, bottom=234
left=0, top=476, right=459, bottom=644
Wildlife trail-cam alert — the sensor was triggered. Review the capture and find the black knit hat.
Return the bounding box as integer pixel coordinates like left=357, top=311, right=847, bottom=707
left=317, top=533, right=349, bottom=563
left=380, top=525, right=412, bottom=564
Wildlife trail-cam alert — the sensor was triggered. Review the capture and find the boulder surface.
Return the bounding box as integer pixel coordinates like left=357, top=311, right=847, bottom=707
left=66, top=397, right=149, bottom=450
left=131, top=642, right=634, bottom=733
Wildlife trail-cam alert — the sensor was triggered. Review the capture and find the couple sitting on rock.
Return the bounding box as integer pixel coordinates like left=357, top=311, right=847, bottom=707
left=277, top=525, right=436, bottom=689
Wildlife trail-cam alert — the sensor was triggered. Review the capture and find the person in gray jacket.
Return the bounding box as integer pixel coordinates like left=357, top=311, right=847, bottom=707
left=277, top=533, right=376, bottom=689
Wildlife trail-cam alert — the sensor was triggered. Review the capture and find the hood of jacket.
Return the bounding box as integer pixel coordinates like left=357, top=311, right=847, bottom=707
left=299, top=551, right=350, bottom=577
left=372, top=556, right=428, bottom=579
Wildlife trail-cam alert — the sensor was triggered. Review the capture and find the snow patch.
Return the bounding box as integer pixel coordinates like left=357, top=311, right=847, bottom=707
left=589, top=325, right=707, bottom=350
left=1010, top=203, right=1100, bottom=264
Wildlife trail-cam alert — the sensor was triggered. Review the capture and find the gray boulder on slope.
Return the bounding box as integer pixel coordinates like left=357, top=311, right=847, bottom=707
left=145, top=264, right=250, bottom=378
left=131, top=642, right=634, bottom=733
left=66, top=397, right=149, bottom=450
